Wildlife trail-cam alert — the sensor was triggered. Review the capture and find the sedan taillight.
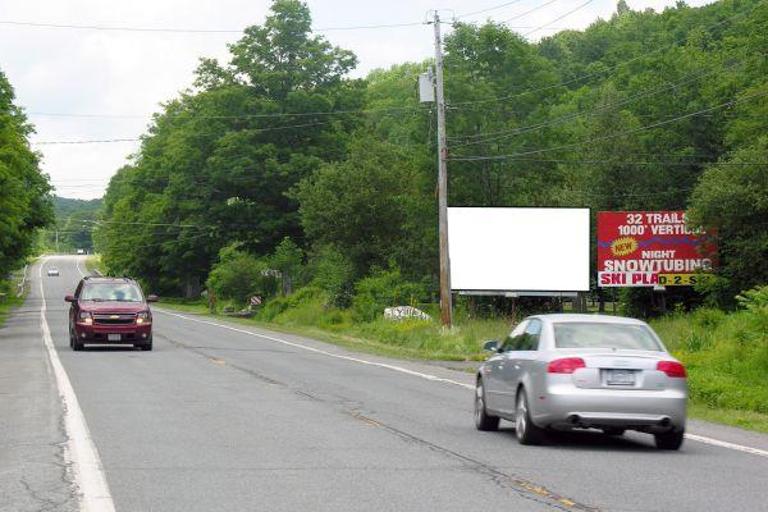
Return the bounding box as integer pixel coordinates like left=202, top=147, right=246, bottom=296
left=657, top=361, right=686, bottom=378
left=547, top=357, right=586, bottom=374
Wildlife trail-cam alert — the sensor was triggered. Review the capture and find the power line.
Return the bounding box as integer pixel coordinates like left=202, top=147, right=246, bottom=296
left=522, top=0, right=594, bottom=37
left=504, top=0, right=561, bottom=25
left=0, top=19, right=425, bottom=34
left=448, top=62, right=733, bottom=147
left=27, top=104, right=427, bottom=121
left=448, top=3, right=756, bottom=108
left=30, top=118, right=362, bottom=145
left=33, top=138, right=139, bottom=145
left=451, top=157, right=768, bottom=167
left=457, top=1, right=525, bottom=20
left=448, top=88, right=768, bottom=161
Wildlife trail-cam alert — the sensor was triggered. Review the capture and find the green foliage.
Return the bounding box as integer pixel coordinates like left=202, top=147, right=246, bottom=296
left=652, top=306, right=768, bottom=414
left=0, top=69, right=53, bottom=269
left=351, top=267, right=428, bottom=322
left=97, top=0, right=363, bottom=295
left=688, top=137, right=768, bottom=303
left=206, top=244, right=276, bottom=304
left=39, top=196, right=102, bottom=252
left=736, top=285, right=768, bottom=313
left=308, top=245, right=355, bottom=307
left=269, top=237, right=304, bottom=294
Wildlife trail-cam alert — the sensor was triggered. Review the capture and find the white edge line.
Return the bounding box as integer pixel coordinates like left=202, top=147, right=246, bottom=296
left=685, top=434, right=768, bottom=458
left=39, top=257, right=116, bottom=512
left=155, top=309, right=475, bottom=390
left=156, top=309, right=768, bottom=459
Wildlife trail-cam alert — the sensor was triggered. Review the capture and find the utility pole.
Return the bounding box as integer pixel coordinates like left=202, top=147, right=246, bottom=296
left=432, top=11, right=452, bottom=328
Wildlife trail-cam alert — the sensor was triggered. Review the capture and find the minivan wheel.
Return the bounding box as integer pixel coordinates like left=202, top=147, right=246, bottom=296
left=474, top=379, right=499, bottom=431
left=654, top=429, right=684, bottom=450
left=515, top=389, right=544, bottom=445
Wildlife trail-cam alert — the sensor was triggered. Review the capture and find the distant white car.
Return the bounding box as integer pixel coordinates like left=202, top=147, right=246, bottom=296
left=76, top=249, right=85, bottom=255
left=47, top=268, right=60, bottom=277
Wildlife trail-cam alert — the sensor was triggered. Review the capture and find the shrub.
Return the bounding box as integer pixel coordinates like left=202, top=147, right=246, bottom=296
left=351, top=267, right=427, bottom=322
left=309, top=245, right=355, bottom=308
left=206, top=244, right=277, bottom=304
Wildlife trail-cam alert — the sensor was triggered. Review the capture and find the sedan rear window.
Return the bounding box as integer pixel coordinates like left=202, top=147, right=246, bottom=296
left=81, top=283, right=143, bottom=302
left=553, top=322, right=662, bottom=351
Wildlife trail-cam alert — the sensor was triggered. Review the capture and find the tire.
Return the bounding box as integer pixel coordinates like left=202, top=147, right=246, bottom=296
left=515, top=389, right=544, bottom=445
left=603, top=428, right=626, bottom=437
left=654, top=429, right=685, bottom=450
left=137, top=336, right=153, bottom=351
left=72, top=338, right=84, bottom=351
left=474, top=379, right=499, bottom=431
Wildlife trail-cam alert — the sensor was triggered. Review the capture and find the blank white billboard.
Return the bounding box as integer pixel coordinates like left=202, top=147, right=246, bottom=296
left=448, top=208, right=590, bottom=292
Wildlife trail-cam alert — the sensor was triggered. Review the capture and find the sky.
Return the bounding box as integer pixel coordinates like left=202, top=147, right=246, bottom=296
left=0, top=0, right=717, bottom=199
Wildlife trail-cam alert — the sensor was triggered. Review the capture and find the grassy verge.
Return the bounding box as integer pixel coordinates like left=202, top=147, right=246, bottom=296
left=158, top=296, right=506, bottom=361
left=85, top=254, right=105, bottom=275
left=0, top=275, right=25, bottom=328
left=157, top=296, right=768, bottom=433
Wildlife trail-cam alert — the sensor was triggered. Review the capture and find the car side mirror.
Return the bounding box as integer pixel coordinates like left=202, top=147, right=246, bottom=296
left=146, top=294, right=159, bottom=303
left=64, top=295, right=75, bottom=303
left=483, top=340, right=500, bottom=352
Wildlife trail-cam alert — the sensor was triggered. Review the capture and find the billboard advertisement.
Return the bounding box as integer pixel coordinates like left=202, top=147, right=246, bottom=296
left=448, top=207, right=590, bottom=292
left=597, top=211, right=716, bottom=288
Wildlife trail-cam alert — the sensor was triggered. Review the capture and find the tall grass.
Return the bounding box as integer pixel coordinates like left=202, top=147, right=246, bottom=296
left=651, top=308, right=768, bottom=414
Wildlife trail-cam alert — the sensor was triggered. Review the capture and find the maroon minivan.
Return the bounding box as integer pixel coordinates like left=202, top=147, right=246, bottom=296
left=66, top=277, right=157, bottom=351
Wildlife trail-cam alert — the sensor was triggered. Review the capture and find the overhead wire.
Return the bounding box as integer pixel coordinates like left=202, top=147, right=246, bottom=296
left=503, top=0, right=561, bottom=25
left=457, top=1, right=525, bottom=20
left=448, top=87, right=768, bottom=161
left=448, top=61, right=737, bottom=147
left=0, top=19, right=426, bottom=34
left=522, top=0, right=593, bottom=37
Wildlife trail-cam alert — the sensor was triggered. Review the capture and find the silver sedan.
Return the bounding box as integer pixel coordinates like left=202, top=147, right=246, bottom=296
left=475, top=314, right=687, bottom=450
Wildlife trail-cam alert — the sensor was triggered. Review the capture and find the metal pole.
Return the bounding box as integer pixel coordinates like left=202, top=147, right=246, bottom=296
left=433, top=12, right=452, bottom=328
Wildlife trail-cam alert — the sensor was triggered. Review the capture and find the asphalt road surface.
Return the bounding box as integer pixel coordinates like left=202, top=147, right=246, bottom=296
left=2, top=256, right=768, bottom=512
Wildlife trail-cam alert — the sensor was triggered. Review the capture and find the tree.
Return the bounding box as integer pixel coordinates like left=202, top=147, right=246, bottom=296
left=98, top=0, right=363, bottom=295
left=688, top=137, right=768, bottom=303
left=0, top=69, right=52, bottom=270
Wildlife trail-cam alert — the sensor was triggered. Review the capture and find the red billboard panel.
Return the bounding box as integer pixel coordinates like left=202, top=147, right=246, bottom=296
left=597, top=211, right=716, bottom=287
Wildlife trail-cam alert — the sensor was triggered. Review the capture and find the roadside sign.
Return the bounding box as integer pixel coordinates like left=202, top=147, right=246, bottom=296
left=597, top=211, right=716, bottom=287
left=250, top=296, right=262, bottom=307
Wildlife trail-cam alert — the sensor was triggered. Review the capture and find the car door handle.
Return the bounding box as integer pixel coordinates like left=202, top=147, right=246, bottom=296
left=513, top=364, right=521, bottom=370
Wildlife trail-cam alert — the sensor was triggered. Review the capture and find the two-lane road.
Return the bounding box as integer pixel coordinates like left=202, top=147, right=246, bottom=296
left=2, top=255, right=767, bottom=511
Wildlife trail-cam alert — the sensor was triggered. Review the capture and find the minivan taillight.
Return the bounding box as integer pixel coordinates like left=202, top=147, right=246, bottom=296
left=547, top=357, right=586, bottom=374
left=657, top=361, right=686, bottom=378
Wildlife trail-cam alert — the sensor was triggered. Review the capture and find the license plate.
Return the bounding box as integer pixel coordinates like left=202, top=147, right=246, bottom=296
left=107, top=334, right=121, bottom=342
left=606, top=369, right=635, bottom=386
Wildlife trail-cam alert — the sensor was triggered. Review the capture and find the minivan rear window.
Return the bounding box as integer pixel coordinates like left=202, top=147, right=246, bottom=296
left=553, top=322, right=662, bottom=351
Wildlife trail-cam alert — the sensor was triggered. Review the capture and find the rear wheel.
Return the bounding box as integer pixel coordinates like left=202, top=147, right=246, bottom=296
left=654, top=429, right=684, bottom=450
left=515, top=389, right=544, bottom=445
left=474, top=379, right=499, bottom=431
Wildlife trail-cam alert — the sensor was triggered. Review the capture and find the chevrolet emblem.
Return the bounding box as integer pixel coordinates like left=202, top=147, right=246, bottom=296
left=110, top=315, right=119, bottom=319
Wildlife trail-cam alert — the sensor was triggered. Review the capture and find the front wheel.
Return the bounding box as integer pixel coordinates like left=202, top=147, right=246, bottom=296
left=515, top=390, right=544, bottom=445
left=474, top=379, right=499, bottom=431
left=654, top=429, right=684, bottom=450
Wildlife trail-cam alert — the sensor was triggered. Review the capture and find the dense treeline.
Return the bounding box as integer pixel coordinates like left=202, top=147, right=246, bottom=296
left=38, top=196, right=102, bottom=253
left=0, top=70, right=52, bottom=272
left=97, top=0, right=768, bottom=313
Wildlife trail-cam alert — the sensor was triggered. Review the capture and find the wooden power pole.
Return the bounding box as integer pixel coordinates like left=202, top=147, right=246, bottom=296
left=432, top=11, right=452, bottom=328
